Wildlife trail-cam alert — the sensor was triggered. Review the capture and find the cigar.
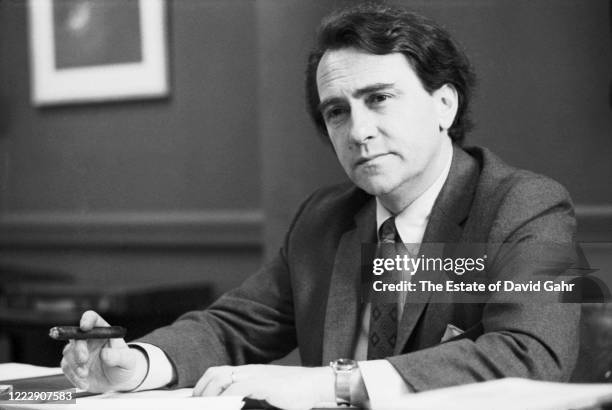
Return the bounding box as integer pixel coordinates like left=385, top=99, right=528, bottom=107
left=49, top=326, right=127, bottom=340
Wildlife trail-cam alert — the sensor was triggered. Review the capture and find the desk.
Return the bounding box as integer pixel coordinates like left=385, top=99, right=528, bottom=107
left=3, top=363, right=612, bottom=410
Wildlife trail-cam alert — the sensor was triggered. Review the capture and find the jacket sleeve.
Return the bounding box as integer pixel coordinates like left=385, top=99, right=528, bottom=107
left=135, top=194, right=317, bottom=387
left=387, top=176, right=581, bottom=392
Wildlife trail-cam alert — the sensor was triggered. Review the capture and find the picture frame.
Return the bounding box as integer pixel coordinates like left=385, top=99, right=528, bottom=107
left=27, top=0, right=169, bottom=106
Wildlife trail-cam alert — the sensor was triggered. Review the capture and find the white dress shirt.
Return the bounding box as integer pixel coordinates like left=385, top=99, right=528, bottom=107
left=131, top=139, right=453, bottom=407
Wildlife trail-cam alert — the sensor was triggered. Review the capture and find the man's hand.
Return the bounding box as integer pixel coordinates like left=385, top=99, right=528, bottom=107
left=60, top=310, right=148, bottom=393
left=193, top=364, right=335, bottom=410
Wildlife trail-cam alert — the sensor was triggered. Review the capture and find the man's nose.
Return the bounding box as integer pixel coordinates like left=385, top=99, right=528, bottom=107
left=348, top=106, right=376, bottom=145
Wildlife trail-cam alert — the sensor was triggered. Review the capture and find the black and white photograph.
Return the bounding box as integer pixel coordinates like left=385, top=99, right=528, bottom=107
left=0, top=1, right=611, bottom=409
left=27, top=0, right=168, bottom=105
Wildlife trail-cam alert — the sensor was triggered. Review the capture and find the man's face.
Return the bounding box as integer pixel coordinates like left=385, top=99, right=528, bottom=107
left=316, top=48, right=453, bottom=210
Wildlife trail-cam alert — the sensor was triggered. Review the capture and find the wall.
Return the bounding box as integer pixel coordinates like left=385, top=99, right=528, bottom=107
left=1, top=0, right=261, bottom=213
left=0, top=0, right=263, bottom=280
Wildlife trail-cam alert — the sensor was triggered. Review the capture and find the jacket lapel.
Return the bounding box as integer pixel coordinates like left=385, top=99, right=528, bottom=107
left=322, top=199, right=376, bottom=363
left=394, top=146, right=479, bottom=354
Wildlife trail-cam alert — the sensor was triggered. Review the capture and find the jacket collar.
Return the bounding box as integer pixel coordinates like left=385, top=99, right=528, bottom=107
left=394, top=145, right=479, bottom=353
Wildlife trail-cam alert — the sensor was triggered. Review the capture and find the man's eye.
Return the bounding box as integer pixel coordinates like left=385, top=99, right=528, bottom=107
left=368, top=93, right=390, bottom=104
left=325, top=107, right=348, bottom=121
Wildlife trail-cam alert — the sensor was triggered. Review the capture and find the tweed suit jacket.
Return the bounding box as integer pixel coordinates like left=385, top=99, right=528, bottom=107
left=139, top=145, right=580, bottom=392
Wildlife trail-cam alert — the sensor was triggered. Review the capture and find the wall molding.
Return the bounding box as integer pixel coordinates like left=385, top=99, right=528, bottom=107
left=0, top=210, right=263, bottom=249
left=575, top=204, right=612, bottom=242
left=0, top=204, right=609, bottom=249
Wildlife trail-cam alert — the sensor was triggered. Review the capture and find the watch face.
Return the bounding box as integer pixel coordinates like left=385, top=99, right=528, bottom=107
left=334, top=358, right=357, bottom=371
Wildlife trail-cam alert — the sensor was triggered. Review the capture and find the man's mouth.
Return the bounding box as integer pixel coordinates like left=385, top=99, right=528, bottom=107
left=355, top=153, right=390, bottom=167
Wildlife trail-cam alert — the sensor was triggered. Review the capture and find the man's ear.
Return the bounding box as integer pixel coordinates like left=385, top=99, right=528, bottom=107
left=433, top=84, right=459, bottom=131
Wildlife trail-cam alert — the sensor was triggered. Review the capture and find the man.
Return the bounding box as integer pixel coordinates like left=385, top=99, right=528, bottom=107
left=61, top=4, right=580, bottom=409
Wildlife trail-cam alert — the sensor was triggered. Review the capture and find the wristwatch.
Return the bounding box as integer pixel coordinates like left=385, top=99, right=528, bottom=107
left=329, top=358, right=358, bottom=406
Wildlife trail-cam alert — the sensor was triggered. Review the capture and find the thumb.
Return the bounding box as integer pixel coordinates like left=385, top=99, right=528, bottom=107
left=100, top=345, right=139, bottom=370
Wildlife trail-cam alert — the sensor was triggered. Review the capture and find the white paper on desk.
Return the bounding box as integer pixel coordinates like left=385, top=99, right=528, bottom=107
left=0, top=389, right=244, bottom=410
left=375, top=378, right=612, bottom=410
left=0, top=363, right=62, bottom=381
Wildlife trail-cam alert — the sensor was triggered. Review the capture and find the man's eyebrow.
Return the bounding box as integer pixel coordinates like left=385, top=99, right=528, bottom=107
left=318, top=83, right=396, bottom=114
left=352, top=83, right=395, bottom=99
left=318, top=97, right=344, bottom=115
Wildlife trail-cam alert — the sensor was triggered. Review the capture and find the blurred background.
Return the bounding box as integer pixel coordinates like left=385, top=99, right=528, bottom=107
left=0, top=0, right=610, bottom=366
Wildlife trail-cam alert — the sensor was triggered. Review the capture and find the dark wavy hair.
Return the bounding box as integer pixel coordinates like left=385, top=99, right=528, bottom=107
left=306, top=3, right=476, bottom=144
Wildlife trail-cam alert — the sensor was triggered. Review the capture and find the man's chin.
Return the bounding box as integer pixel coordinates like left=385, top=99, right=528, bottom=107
left=353, top=179, right=395, bottom=197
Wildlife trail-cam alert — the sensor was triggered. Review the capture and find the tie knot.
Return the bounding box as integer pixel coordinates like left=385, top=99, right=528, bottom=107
left=379, top=217, right=398, bottom=244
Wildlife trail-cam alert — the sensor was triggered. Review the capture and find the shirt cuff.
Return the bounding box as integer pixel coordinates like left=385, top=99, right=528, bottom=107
left=128, top=342, right=175, bottom=391
left=358, top=359, right=412, bottom=407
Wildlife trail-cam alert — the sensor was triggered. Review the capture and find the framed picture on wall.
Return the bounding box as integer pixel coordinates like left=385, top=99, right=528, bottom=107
left=27, top=0, right=169, bottom=106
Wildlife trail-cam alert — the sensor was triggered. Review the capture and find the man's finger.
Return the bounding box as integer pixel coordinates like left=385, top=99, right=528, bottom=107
left=62, top=340, right=74, bottom=356
left=193, top=367, right=218, bottom=395
left=60, top=343, right=79, bottom=372
left=75, top=363, right=89, bottom=378
left=100, top=345, right=137, bottom=369
left=61, top=345, right=92, bottom=385
left=192, top=374, right=213, bottom=396
left=61, top=357, right=89, bottom=391
left=107, top=337, right=128, bottom=349
left=73, top=340, right=89, bottom=364
left=198, top=378, right=231, bottom=397
left=80, top=310, right=110, bottom=331
left=193, top=367, right=233, bottom=397
left=221, top=381, right=254, bottom=397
